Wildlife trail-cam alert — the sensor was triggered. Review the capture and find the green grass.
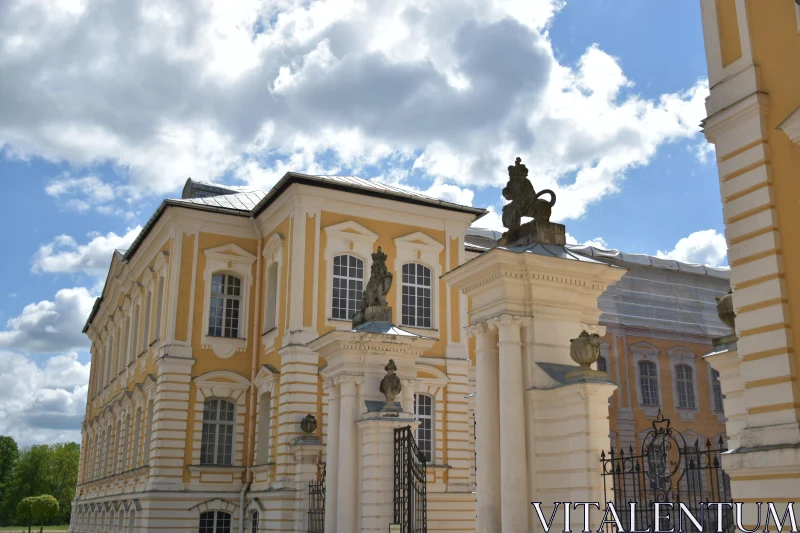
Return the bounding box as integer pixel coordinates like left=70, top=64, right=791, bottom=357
left=0, top=526, right=70, bottom=531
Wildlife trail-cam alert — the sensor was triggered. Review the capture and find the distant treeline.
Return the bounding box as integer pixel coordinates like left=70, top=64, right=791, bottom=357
left=0, top=436, right=79, bottom=526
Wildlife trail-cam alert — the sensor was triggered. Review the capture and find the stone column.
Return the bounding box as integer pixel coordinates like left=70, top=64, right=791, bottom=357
left=293, top=440, right=324, bottom=532
left=401, top=378, right=416, bottom=415
left=357, top=413, right=418, bottom=533
left=324, top=381, right=340, bottom=533
left=471, top=323, right=502, bottom=533
left=494, top=315, right=529, bottom=533
left=336, top=377, right=360, bottom=533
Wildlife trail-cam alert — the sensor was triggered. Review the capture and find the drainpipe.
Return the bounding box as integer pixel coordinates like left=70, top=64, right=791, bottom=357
left=241, top=217, right=263, bottom=533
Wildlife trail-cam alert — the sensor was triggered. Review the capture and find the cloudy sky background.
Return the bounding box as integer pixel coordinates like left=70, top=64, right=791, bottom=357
left=0, top=0, right=728, bottom=444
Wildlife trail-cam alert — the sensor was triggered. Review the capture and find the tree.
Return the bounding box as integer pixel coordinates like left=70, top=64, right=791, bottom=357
left=45, top=443, right=79, bottom=524
left=0, top=436, right=18, bottom=525
left=16, top=497, right=32, bottom=533
left=30, top=495, right=58, bottom=533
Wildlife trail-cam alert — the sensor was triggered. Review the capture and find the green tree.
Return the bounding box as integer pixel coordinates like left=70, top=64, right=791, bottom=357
left=30, top=495, right=58, bottom=533
left=16, top=496, right=33, bottom=533
left=45, top=443, right=79, bottom=524
left=0, top=436, right=19, bottom=525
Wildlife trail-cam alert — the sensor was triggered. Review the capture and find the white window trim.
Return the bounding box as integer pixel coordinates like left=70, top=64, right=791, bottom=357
left=192, top=371, right=250, bottom=468
left=201, top=244, right=256, bottom=359
left=708, top=366, right=726, bottom=424
left=631, top=343, right=662, bottom=419
left=323, top=221, right=377, bottom=330
left=394, top=232, right=443, bottom=334
left=414, top=364, right=449, bottom=465
left=667, top=346, right=700, bottom=422
left=261, top=234, right=284, bottom=354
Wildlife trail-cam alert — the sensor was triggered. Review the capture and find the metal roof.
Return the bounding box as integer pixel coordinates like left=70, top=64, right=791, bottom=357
left=566, top=244, right=730, bottom=279
left=172, top=190, right=268, bottom=212
left=505, top=242, right=608, bottom=264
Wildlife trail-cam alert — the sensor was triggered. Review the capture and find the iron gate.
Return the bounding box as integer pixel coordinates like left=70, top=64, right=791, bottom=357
left=394, top=426, right=427, bottom=533
left=307, top=465, right=325, bottom=533
left=601, top=412, right=733, bottom=533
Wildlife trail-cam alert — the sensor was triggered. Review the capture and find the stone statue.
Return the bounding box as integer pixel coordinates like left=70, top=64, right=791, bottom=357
left=379, top=359, right=402, bottom=410
left=501, top=157, right=556, bottom=232
left=352, top=246, right=394, bottom=328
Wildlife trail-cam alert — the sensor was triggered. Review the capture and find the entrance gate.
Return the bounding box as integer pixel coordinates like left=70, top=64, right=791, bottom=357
left=600, top=412, right=733, bottom=533
left=394, top=426, right=427, bottom=533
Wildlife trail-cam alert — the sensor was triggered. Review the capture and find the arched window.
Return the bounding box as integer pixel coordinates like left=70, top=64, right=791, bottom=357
left=402, top=263, right=432, bottom=328
left=264, top=262, right=279, bottom=331
left=331, top=254, right=364, bottom=320
left=132, top=406, right=142, bottom=469
left=200, top=511, right=232, bottom=533
left=201, top=399, right=235, bottom=465
left=414, top=393, right=434, bottom=462
left=208, top=274, right=242, bottom=338
left=711, top=369, right=724, bottom=412
left=639, top=361, right=659, bottom=406
left=251, top=510, right=259, bottom=533
left=596, top=355, right=607, bottom=372
left=675, top=364, right=696, bottom=409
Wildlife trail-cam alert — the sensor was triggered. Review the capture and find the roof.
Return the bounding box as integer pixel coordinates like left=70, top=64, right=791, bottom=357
left=85, top=174, right=487, bottom=332
left=566, top=244, right=730, bottom=279
left=504, top=242, right=607, bottom=264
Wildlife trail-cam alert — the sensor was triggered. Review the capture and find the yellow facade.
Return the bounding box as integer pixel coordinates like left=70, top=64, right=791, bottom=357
left=700, top=0, right=800, bottom=524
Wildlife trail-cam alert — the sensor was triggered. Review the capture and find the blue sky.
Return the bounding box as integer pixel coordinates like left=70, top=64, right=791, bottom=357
left=0, top=0, right=726, bottom=444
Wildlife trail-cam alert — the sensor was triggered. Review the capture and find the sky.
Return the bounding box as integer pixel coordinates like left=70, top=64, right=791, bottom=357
left=0, top=0, right=728, bottom=445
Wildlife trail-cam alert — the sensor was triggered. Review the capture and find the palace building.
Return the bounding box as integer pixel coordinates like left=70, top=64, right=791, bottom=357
left=71, top=170, right=731, bottom=533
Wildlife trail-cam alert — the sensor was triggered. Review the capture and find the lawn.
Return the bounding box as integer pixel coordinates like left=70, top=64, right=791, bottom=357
left=0, top=526, right=70, bottom=531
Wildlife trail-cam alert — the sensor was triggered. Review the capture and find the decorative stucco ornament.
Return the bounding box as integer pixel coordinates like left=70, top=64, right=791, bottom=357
left=300, top=414, right=317, bottom=435
left=379, top=359, right=402, bottom=409
left=715, top=290, right=736, bottom=329
left=501, top=157, right=557, bottom=232
left=570, top=330, right=601, bottom=369
left=352, top=246, right=394, bottom=328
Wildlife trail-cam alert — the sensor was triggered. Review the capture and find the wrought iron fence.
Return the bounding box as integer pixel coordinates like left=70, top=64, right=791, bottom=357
left=394, top=426, right=427, bottom=533
left=307, top=464, right=325, bottom=533
left=601, top=412, right=733, bottom=533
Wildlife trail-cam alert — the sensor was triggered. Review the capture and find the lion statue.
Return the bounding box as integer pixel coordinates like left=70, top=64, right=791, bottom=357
left=501, top=157, right=556, bottom=232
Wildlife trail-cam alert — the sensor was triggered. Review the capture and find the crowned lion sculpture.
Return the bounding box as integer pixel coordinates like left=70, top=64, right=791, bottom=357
left=501, top=157, right=556, bottom=232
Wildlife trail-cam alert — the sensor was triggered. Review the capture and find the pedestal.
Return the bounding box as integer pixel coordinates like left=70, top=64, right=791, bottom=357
left=357, top=411, right=418, bottom=533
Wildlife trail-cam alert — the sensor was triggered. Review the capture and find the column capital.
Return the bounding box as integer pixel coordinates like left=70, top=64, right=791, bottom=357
left=486, top=314, right=532, bottom=330
left=465, top=322, right=491, bottom=338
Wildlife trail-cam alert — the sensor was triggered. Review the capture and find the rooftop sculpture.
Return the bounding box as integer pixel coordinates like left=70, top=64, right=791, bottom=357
left=498, top=157, right=566, bottom=246
left=352, top=246, right=394, bottom=328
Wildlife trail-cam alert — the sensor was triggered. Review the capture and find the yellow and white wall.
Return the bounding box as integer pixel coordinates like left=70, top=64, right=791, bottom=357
left=700, top=0, right=800, bottom=524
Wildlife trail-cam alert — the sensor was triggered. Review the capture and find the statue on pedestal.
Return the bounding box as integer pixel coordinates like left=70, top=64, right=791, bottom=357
left=352, top=246, right=394, bottom=328
left=501, top=157, right=556, bottom=232
left=379, top=359, right=402, bottom=411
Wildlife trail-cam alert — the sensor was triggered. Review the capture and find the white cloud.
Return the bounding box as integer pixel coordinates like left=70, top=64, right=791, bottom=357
left=657, top=229, right=728, bottom=267
left=32, top=226, right=142, bottom=277
left=0, top=0, right=706, bottom=219
left=44, top=174, right=139, bottom=216
left=0, top=350, right=89, bottom=445
left=0, top=287, right=95, bottom=354
left=693, top=141, right=716, bottom=164
left=566, top=232, right=609, bottom=249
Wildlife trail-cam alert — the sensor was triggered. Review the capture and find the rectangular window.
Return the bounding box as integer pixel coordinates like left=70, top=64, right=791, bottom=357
left=130, top=305, right=139, bottom=360
left=331, top=255, right=363, bottom=320
left=402, top=263, right=432, bottom=328
left=414, top=394, right=434, bottom=462
left=155, top=277, right=164, bottom=341
left=208, top=274, right=241, bottom=338
left=142, top=292, right=151, bottom=348
left=201, top=399, right=235, bottom=465
left=639, top=362, right=659, bottom=406
left=711, top=369, right=724, bottom=412
left=675, top=365, right=696, bottom=409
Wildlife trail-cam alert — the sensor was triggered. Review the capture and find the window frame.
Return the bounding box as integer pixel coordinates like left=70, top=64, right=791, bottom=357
left=208, top=273, right=243, bottom=339
left=674, top=363, right=696, bottom=409
left=401, top=262, right=433, bottom=329
left=199, top=510, right=232, bottom=533
left=710, top=368, right=724, bottom=412
left=394, top=232, right=443, bottom=333
left=331, top=254, right=365, bottom=322
left=667, top=346, right=700, bottom=421
left=261, top=233, right=284, bottom=354
left=323, top=221, right=378, bottom=331
left=414, top=393, right=435, bottom=463
left=201, top=244, right=256, bottom=359
left=200, top=398, right=236, bottom=466
left=631, top=343, right=662, bottom=419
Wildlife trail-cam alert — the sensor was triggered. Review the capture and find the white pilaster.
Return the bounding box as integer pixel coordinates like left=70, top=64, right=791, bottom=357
left=492, top=315, right=530, bottom=533
left=324, top=381, right=340, bottom=533
left=470, top=323, right=502, bottom=533
left=336, top=378, right=360, bottom=533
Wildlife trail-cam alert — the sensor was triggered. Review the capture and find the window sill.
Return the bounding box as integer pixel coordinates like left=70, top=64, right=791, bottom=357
left=202, top=335, right=246, bottom=359
left=188, top=464, right=245, bottom=472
